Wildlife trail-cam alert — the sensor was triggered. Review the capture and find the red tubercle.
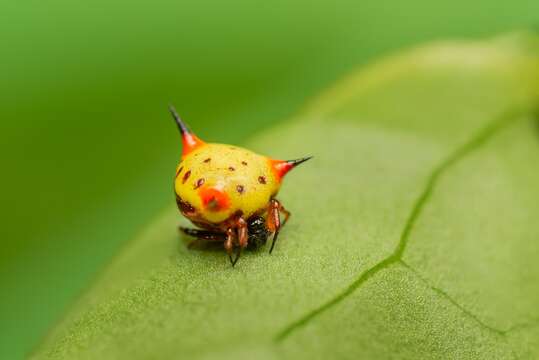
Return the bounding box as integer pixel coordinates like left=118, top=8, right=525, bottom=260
left=181, top=133, right=205, bottom=158
left=269, top=156, right=313, bottom=182
left=269, top=159, right=294, bottom=182
left=198, top=187, right=230, bottom=212
left=169, top=105, right=206, bottom=158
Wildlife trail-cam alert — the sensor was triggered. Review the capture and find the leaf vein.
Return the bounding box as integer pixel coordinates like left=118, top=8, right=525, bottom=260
left=399, top=260, right=505, bottom=336
left=274, top=107, right=528, bottom=342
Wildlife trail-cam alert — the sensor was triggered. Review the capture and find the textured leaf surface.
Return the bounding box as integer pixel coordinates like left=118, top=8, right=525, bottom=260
left=32, top=33, right=539, bottom=359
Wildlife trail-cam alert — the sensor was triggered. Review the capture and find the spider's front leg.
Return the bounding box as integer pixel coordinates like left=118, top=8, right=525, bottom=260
left=225, top=228, right=235, bottom=265
left=267, top=198, right=291, bottom=254
left=226, top=217, right=248, bottom=267
left=237, top=217, right=248, bottom=249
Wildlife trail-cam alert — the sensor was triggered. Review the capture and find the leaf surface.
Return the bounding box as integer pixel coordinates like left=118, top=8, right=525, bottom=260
left=32, top=33, right=539, bottom=360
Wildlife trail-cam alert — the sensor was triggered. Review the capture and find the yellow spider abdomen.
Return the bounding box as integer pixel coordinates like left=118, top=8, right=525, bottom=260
left=175, top=143, right=280, bottom=224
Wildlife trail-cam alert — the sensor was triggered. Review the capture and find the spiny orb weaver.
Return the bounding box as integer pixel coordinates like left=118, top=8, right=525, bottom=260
left=169, top=105, right=311, bottom=266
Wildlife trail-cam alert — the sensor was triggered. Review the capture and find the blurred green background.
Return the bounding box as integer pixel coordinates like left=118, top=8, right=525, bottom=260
left=1, top=0, right=538, bottom=359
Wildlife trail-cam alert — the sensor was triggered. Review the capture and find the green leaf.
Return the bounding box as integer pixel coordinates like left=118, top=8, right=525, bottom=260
left=32, top=33, right=539, bottom=359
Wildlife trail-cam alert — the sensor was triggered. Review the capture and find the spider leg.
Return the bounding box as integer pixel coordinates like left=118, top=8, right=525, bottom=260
left=180, top=217, right=250, bottom=267
left=230, top=217, right=248, bottom=267
left=279, top=203, right=291, bottom=226
left=237, top=217, right=248, bottom=249
left=225, top=228, right=235, bottom=265
left=230, top=247, right=241, bottom=267
left=267, top=199, right=284, bottom=254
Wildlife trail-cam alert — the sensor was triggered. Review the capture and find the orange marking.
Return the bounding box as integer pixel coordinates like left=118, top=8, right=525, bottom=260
left=198, top=187, right=231, bottom=212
